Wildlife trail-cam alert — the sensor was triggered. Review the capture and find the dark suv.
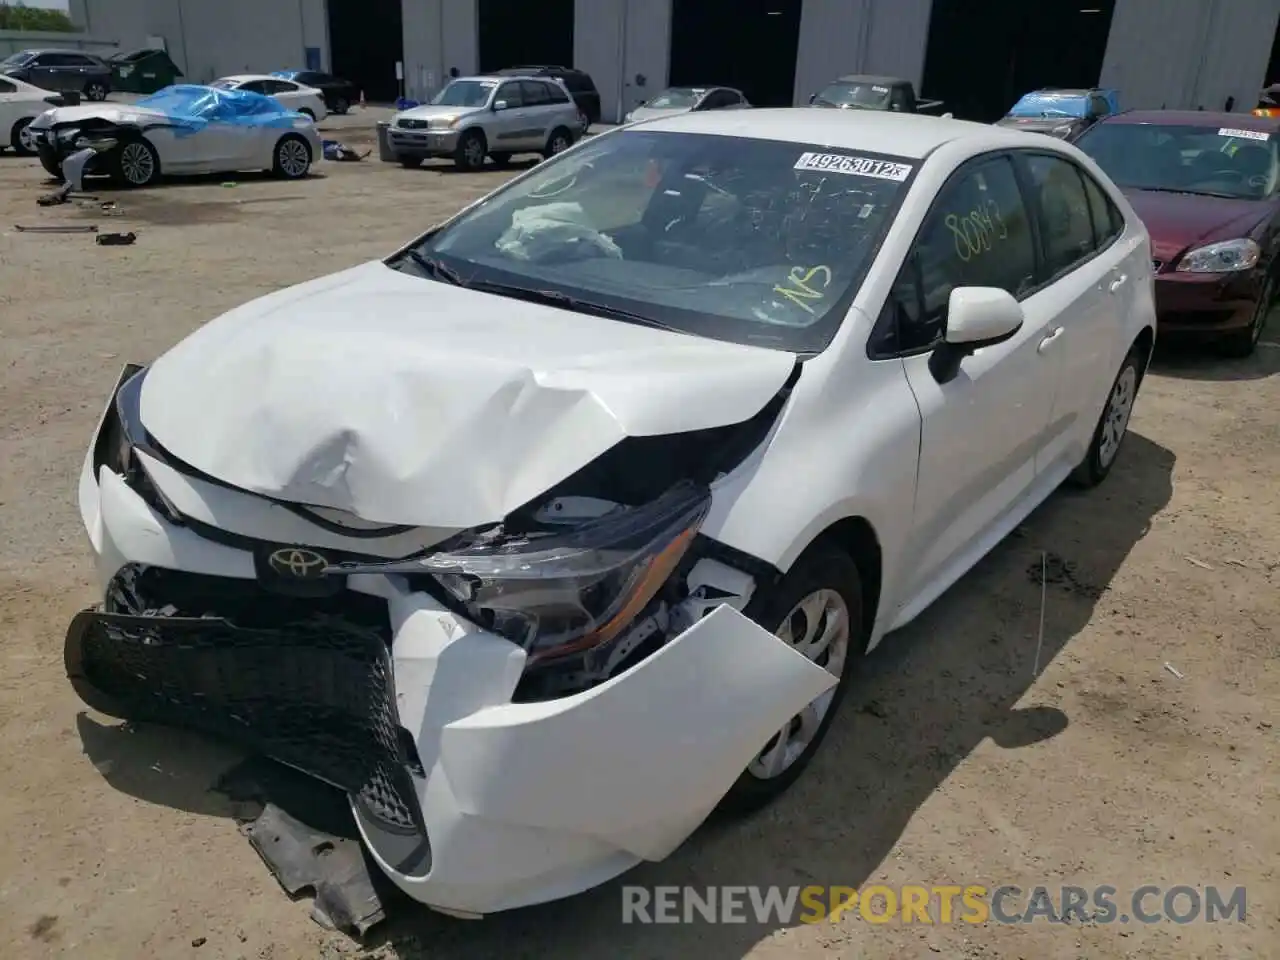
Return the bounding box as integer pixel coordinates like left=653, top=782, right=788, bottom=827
left=494, top=65, right=601, bottom=124
left=1, top=48, right=112, bottom=101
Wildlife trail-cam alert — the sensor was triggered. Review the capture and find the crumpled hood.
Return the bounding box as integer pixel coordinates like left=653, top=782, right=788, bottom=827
left=996, top=116, right=1078, bottom=136
left=28, top=103, right=166, bottom=130
left=1122, top=188, right=1271, bottom=262
left=140, top=261, right=797, bottom=528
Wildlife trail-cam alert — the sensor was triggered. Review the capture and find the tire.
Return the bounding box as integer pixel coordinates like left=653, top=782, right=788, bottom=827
left=271, top=134, right=312, bottom=179
left=1068, top=347, right=1145, bottom=488
left=489, top=152, right=512, bottom=167
left=543, top=126, right=572, bottom=160
left=1218, top=275, right=1274, bottom=358
left=84, top=81, right=108, bottom=102
left=719, top=545, right=865, bottom=814
left=10, top=117, right=36, bottom=156
left=454, top=129, right=486, bottom=171
left=109, top=135, right=160, bottom=187
left=333, top=97, right=349, bottom=115
left=38, top=150, right=64, bottom=181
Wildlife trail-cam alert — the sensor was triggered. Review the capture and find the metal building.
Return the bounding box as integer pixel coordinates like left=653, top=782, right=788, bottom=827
left=60, top=0, right=1280, bottom=121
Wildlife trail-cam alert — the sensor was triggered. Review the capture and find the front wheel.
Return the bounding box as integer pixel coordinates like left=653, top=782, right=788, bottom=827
left=271, top=134, right=312, bottom=179
left=1069, top=347, right=1145, bottom=488
left=332, top=97, right=350, bottom=115
left=719, top=545, right=864, bottom=814
left=454, top=130, right=486, bottom=171
left=10, top=117, right=36, bottom=156
left=1218, top=275, right=1274, bottom=358
left=110, top=136, right=160, bottom=187
left=84, top=81, right=107, bottom=102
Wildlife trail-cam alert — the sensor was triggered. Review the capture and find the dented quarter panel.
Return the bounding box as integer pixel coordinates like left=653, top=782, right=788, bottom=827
left=140, top=261, right=797, bottom=528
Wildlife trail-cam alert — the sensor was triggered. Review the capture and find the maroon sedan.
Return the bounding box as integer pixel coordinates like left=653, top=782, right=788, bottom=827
left=1074, top=110, right=1280, bottom=356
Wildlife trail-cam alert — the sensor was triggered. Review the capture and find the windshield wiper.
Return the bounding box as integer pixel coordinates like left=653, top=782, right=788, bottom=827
left=400, top=249, right=466, bottom=285
left=464, top=280, right=682, bottom=333
left=1127, top=185, right=1243, bottom=200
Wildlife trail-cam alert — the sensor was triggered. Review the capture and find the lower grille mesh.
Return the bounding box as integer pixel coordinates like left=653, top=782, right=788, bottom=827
left=68, top=569, right=423, bottom=835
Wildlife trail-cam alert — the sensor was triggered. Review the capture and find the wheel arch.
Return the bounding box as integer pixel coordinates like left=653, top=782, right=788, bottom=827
left=1132, top=324, right=1155, bottom=380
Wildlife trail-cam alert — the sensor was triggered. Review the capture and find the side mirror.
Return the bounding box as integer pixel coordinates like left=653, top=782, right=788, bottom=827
left=492, top=99, right=508, bottom=111
left=929, top=287, right=1024, bottom=382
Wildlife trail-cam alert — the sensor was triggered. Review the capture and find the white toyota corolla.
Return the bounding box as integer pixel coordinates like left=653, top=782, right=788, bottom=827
left=67, top=109, right=1155, bottom=917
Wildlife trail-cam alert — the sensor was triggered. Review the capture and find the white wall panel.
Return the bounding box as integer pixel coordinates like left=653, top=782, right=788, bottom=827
left=574, top=0, right=625, bottom=122
left=402, top=0, right=477, bottom=101
left=794, top=0, right=932, bottom=106
left=1102, top=0, right=1280, bottom=111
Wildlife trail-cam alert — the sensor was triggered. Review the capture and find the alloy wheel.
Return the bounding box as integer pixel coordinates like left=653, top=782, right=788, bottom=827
left=278, top=139, right=309, bottom=177
left=120, top=142, right=154, bottom=185
left=463, top=137, right=485, bottom=167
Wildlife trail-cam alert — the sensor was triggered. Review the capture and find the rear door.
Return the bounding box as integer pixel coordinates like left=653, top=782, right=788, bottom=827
left=1015, top=150, right=1128, bottom=476
left=0, top=78, right=20, bottom=134
left=888, top=153, right=1060, bottom=612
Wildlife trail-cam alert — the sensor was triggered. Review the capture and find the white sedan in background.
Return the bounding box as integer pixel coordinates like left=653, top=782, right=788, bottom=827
left=65, top=110, right=1154, bottom=917
left=0, top=73, right=66, bottom=154
left=211, top=73, right=328, bottom=122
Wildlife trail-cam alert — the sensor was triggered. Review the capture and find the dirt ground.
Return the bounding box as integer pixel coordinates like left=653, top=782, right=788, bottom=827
left=0, top=130, right=1276, bottom=960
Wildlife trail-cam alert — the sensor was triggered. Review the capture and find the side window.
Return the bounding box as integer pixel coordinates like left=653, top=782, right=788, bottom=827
left=889, top=156, right=1037, bottom=352
left=1023, top=153, right=1097, bottom=276
left=545, top=81, right=571, bottom=104
left=239, top=80, right=267, bottom=94
left=701, top=90, right=733, bottom=109
left=520, top=81, right=550, bottom=105
left=0, top=79, right=14, bottom=93
left=496, top=82, right=524, bottom=107
left=889, top=87, right=912, bottom=112
left=271, top=80, right=299, bottom=94
left=1080, top=168, right=1123, bottom=249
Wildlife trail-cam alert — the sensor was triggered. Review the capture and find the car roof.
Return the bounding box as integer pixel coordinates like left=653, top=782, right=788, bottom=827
left=1101, top=109, right=1280, bottom=130
left=630, top=108, right=1011, bottom=159
left=219, top=73, right=289, bottom=83
left=17, top=48, right=96, bottom=56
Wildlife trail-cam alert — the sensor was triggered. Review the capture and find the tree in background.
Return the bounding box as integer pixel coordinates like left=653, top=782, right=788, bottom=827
left=0, top=2, right=76, bottom=32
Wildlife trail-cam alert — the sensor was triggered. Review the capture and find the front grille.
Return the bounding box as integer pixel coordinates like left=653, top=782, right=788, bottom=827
left=398, top=118, right=429, bottom=129
left=66, top=567, right=425, bottom=839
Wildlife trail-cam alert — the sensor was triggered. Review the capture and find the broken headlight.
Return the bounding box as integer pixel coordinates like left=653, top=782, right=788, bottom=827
left=337, top=481, right=711, bottom=663
left=94, top=364, right=181, bottom=522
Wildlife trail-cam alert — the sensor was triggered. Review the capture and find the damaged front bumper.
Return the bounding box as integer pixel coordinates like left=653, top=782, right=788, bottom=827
left=68, top=369, right=836, bottom=917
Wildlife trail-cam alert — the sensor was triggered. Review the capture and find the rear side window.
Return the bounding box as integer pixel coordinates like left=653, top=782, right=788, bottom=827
left=1079, top=167, right=1124, bottom=249
left=887, top=155, right=1037, bottom=352
left=1022, top=153, right=1096, bottom=277
left=238, top=80, right=267, bottom=94
left=520, top=80, right=551, bottom=105
left=546, top=81, right=571, bottom=104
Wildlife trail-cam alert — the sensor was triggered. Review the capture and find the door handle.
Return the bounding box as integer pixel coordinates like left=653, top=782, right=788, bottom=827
left=1038, top=327, right=1064, bottom=353
left=1109, top=273, right=1128, bottom=293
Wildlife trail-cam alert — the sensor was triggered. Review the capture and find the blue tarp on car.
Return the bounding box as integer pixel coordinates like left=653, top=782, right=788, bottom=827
left=135, top=84, right=309, bottom=136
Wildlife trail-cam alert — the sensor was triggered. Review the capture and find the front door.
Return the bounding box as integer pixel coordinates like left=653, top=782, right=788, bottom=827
left=892, top=153, right=1061, bottom=613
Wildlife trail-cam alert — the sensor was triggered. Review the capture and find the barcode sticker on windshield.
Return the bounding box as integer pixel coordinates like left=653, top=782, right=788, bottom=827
left=794, top=152, right=913, bottom=181
left=1218, top=127, right=1269, bottom=141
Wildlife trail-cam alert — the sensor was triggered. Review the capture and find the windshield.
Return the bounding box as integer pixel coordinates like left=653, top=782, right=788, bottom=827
left=137, top=87, right=221, bottom=117
left=1076, top=122, right=1279, bottom=199
left=208, top=78, right=239, bottom=90
left=2, top=52, right=34, bottom=67
left=402, top=130, right=915, bottom=353
left=643, top=88, right=702, bottom=109
left=431, top=79, right=495, bottom=107
left=813, top=81, right=892, bottom=109
left=1008, top=92, right=1087, bottom=118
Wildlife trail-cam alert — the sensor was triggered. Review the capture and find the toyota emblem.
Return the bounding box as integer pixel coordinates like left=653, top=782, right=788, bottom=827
left=267, top=547, right=329, bottom=579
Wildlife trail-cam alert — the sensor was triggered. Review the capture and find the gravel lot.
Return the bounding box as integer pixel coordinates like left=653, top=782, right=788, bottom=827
left=0, top=136, right=1276, bottom=960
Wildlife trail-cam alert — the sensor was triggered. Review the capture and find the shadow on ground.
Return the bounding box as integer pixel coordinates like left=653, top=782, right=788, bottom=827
left=75, top=432, right=1175, bottom=959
